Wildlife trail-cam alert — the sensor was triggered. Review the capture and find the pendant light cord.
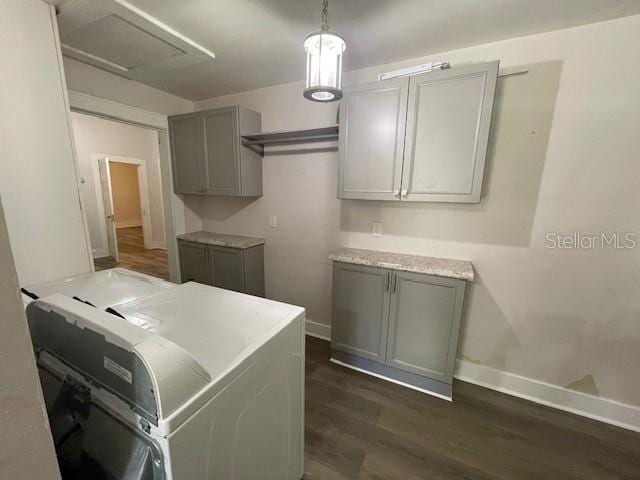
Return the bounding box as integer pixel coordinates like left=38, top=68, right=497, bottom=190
left=321, top=0, right=330, bottom=31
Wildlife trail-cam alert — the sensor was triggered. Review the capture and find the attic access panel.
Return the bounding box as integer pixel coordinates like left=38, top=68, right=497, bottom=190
left=61, top=14, right=185, bottom=70
left=53, top=0, right=215, bottom=78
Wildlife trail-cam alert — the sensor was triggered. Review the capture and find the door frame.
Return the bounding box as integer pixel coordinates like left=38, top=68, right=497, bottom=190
left=93, top=154, right=153, bottom=253
left=68, top=90, right=187, bottom=283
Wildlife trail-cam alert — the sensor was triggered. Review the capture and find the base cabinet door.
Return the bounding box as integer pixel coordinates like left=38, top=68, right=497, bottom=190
left=210, top=246, right=245, bottom=292
left=385, top=272, right=466, bottom=382
left=178, top=241, right=213, bottom=285
left=331, top=263, right=391, bottom=362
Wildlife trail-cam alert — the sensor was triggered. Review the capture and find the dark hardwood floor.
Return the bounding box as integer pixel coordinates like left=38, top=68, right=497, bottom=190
left=304, top=336, right=640, bottom=480
left=94, top=226, right=169, bottom=280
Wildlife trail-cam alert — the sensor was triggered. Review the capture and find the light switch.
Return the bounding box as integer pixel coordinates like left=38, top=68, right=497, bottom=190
left=371, top=222, right=382, bottom=237
left=269, top=214, right=278, bottom=228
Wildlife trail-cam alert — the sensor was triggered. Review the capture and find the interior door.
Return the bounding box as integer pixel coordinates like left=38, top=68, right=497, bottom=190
left=202, top=106, right=240, bottom=195
left=98, top=158, right=118, bottom=261
left=401, top=61, right=499, bottom=203
left=331, top=263, right=391, bottom=362
left=338, top=77, right=408, bottom=200
left=386, top=272, right=466, bottom=382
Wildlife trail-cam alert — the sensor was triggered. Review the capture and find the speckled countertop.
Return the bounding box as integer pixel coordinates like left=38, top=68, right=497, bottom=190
left=329, top=248, right=474, bottom=281
left=177, top=231, right=265, bottom=249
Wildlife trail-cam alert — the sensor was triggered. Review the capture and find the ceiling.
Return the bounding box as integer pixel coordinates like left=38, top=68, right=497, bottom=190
left=54, top=0, right=640, bottom=100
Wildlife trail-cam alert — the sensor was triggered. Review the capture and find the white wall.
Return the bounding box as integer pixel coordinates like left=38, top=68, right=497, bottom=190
left=188, top=91, right=340, bottom=338
left=71, top=112, right=166, bottom=255
left=64, top=57, right=193, bottom=115
left=191, top=14, right=640, bottom=425
left=0, top=197, right=60, bottom=480
left=0, top=0, right=92, bottom=285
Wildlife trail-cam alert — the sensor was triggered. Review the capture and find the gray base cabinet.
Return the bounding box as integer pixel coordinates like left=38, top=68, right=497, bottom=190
left=331, top=262, right=466, bottom=397
left=178, top=240, right=265, bottom=297
left=169, top=105, right=262, bottom=197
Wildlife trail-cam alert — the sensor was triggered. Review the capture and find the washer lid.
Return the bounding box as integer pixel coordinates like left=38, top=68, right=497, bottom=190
left=25, top=268, right=173, bottom=309
left=119, top=282, right=305, bottom=402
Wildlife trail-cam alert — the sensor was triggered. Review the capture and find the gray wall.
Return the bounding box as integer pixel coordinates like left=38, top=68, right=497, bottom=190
left=0, top=197, right=60, bottom=479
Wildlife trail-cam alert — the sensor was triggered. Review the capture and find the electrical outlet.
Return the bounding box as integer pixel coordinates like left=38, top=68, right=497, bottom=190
left=371, top=222, right=382, bottom=237
left=268, top=214, right=278, bottom=228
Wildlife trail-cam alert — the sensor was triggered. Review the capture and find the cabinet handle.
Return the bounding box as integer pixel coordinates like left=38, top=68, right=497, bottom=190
left=385, top=272, right=390, bottom=291
left=391, top=273, right=398, bottom=293
left=401, top=189, right=408, bottom=197
left=393, top=189, right=400, bottom=197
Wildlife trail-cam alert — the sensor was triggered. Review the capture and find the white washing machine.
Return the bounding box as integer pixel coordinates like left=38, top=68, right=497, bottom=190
left=25, top=269, right=305, bottom=479
left=22, top=267, right=173, bottom=309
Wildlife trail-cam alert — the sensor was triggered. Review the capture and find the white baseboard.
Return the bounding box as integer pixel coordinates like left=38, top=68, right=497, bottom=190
left=455, top=359, right=640, bottom=433
left=305, top=323, right=640, bottom=432
left=150, top=240, right=167, bottom=250
left=305, top=319, right=331, bottom=341
left=92, top=248, right=108, bottom=259
left=116, top=222, right=142, bottom=229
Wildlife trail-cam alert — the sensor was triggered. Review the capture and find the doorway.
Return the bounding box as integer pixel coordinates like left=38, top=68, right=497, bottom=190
left=93, top=156, right=169, bottom=280
left=67, top=92, right=185, bottom=284
left=70, top=112, right=171, bottom=281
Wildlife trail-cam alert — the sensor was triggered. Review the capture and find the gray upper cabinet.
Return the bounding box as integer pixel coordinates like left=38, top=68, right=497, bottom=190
left=338, top=78, right=408, bottom=200
left=386, top=271, right=466, bottom=382
left=169, top=113, right=204, bottom=194
left=402, top=62, right=498, bottom=202
left=169, top=105, right=262, bottom=197
left=337, top=61, right=498, bottom=203
left=331, top=263, right=391, bottom=362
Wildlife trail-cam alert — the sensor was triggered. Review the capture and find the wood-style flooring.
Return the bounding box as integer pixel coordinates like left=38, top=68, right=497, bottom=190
left=94, top=226, right=169, bottom=280
left=304, top=336, right=640, bottom=480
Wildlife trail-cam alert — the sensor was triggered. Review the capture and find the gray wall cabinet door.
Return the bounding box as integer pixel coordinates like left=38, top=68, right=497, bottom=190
left=338, top=77, right=408, bottom=201
left=331, top=263, right=391, bottom=362
left=178, top=241, right=213, bottom=285
left=202, top=106, right=240, bottom=195
left=169, top=113, right=204, bottom=194
left=385, top=271, right=466, bottom=382
left=210, top=246, right=245, bottom=292
left=401, top=61, right=499, bottom=203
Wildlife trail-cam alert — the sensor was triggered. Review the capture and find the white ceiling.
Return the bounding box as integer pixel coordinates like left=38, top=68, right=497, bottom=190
left=55, top=0, right=640, bottom=100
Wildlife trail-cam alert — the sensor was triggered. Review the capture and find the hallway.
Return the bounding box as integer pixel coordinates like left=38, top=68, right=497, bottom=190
left=94, top=226, right=169, bottom=280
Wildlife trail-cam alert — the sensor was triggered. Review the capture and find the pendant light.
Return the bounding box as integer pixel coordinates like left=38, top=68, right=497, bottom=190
left=303, top=0, right=345, bottom=102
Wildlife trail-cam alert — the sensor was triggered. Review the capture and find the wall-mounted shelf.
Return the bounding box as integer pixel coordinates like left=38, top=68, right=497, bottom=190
left=242, top=126, right=338, bottom=153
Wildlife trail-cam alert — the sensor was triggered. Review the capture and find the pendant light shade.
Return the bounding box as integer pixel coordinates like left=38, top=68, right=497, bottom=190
left=304, top=1, right=345, bottom=102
